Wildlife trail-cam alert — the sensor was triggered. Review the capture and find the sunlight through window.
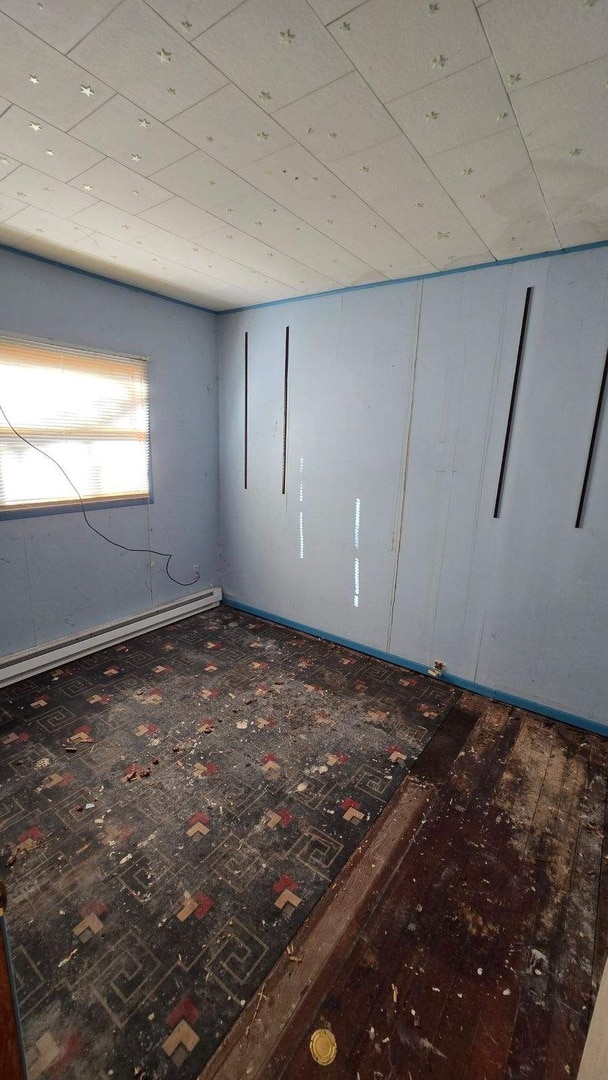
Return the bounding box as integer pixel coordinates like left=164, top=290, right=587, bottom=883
left=0, top=337, right=149, bottom=512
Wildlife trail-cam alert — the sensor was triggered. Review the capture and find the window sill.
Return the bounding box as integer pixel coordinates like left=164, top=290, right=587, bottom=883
left=0, top=496, right=152, bottom=522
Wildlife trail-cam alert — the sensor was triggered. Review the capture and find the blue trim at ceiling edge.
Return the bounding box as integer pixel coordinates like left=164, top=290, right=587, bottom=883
left=2, top=238, right=608, bottom=318
left=223, top=596, right=608, bottom=739
left=0, top=242, right=216, bottom=315
left=218, top=238, right=608, bottom=314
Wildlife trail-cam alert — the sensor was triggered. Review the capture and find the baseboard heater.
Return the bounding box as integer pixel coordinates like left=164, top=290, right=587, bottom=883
left=0, top=586, right=222, bottom=690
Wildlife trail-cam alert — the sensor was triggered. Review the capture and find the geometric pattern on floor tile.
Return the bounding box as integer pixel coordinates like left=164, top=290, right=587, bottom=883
left=0, top=605, right=459, bottom=1078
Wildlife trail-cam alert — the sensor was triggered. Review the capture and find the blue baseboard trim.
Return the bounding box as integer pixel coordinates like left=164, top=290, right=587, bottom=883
left=223, top=596, right=608, bottom=739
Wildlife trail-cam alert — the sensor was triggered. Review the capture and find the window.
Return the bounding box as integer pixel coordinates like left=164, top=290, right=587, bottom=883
left=0, top=335, right=150, bottom=514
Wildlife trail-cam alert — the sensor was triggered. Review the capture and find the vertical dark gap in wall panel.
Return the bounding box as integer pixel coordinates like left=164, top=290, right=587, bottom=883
left=282, top=326, right=289, bottom=496
left=244, top=331, right=249, bottom=490
left=575, top=346, right=608, bottom=528
left=493, top=286, right=533, bottom=519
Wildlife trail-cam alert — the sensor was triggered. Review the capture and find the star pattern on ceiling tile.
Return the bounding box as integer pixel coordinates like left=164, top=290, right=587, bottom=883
left=192, top=247, right=199, bottom=252
left=157, top=48, right=172, bottom=63
left=121, top=223, right=130, bottom=229
left=45, top=148, right=54, bottom=156
left=83, top=184, right=93, bottom=191
left=328, top=131, right=337, bottom=138
left=35, top=227, right=44, bottom=233
left=425, top=111, right=439, bottom=122
left=226, top=233, right=233, bottom=239
left=359, top=165, right=370, bottom=173
left=132, top=188, right=139, bottom=195
left=181, top=19, right=193, bottom=30
left=414, top=201, right=424, bottom=207
left=131, top=152, right=142, bottom=161
left=257, top=131, right=269, bottom=140
left=16, top=190, right=26, bottom=197
left=138, top=118, right=151, bottom=129
left=507, top=73, right=521, bottom=85
left=340, top=21, right=351, bottom=31
left=29, top=121, right=42, bottom=132
left=369, top=223, right=377, bottom=229
left=310, top=175, right=319, bottom=181
left=167, top=86, right=177, bottom=95
left=206, top=135, right=214, bottom=142
left=259, top=90, right=272, bottom=103
left=569, top=146, right=583, bottom=156
left=208, top=178, right=216, bottom=185
left=80, top=85, right=94, bottom=97
left=254, top=220, right=263, bottom=226
left=478, top=192, right=486, bottom=199
left=28, top=75, right=39, bottom=84
left=280, top=29, right=295, bottom=45
left=1, top=157, right=10, bottom=165
left=428, top=3, right=439, bottom=12
left=432, top=54, right=447, bottom=68
left=462, top=167, right=473, bottom=175
left=434, top=230, right=450, bottom=239
left=496, top=111, right=509, bottom=121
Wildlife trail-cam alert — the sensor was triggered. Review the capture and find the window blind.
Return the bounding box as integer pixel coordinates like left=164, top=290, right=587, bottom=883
left=0, top=336, right=150, bottom=512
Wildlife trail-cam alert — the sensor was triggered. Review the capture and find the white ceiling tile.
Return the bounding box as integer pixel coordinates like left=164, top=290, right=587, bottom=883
left=388, top=58, right=515, bottom=158
left=68, top=157, right=171, bottom=213
left=2, top=204, right=92, bottom=244
left=239, top=142, right=348, bottom=220
left=528, top=116, right=608, bottom=222
left=306, top=0, right=368, bottom=24
left=328, top=0, right=490, bottom=103
left=146, top=0, right=249, bottom=39
left=193, top=224, right=342, bottom=291
left=275, top=71, right=400, bottom=165
left=480, top=0, right=608, bottom=90
left=137, top=195, right=223, bottom=238
left=0, top=153, right=23, bottom=181
left=70, top=95, right=196, bottom=176
left=70, top=201, right=161, bottom=242
left=205, top=190, right=382, bottom=285
left=553, top=201, right=608, bottom=251
left=194, top=0, right=352, bottom=112
left=152, top=149, right=255, bottom=208
left=0, top=0, right=122, bottom=54
left=0, top=13, right=114, bottom=131
left=510, top=56, right=608, bottom=153
left=168, top=84, right=293, bottom=168
left=0, top=165, right=97, bottom=216
left=0, top=190, right=23, bottom=222
left=136, top=226, right=301, bottom=295
left=427, top=127, right=559, bottom=257
left=69, top=0, right=227, bottom=122
left=0, top=106, right=104, bottom=181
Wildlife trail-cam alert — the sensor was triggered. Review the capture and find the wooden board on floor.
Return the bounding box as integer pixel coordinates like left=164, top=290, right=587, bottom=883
left=200, top=694, right=608, bottom=1080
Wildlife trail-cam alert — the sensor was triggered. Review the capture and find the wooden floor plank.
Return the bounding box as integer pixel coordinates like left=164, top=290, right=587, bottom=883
left=199, top=696, right=608, bottom=1080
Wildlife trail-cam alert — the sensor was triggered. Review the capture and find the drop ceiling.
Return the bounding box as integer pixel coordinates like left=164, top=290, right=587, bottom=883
left=0, top=0, right=606, bottom=311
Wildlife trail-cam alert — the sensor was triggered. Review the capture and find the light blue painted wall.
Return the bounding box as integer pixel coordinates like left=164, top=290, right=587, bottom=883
left=219, top=246, right=608, bottom=728
left=0, top=248, right=219, bottom=657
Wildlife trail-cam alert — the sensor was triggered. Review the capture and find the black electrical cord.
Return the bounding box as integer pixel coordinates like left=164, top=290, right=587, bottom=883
left=0, top=402, right=200, bottom=588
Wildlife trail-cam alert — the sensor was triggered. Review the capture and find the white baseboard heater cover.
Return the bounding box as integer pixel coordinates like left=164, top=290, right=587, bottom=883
left=0, top=586, right=222, bottom=689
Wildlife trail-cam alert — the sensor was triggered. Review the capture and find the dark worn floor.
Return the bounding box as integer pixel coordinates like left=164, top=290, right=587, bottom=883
left=203, top=692, right=608, bottom=1080
left=0, top=605, right=458, bottom=1079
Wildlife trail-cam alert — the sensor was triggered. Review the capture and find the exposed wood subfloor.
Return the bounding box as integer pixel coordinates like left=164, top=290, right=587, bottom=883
left=202, top=693, right=608, bottom=1080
